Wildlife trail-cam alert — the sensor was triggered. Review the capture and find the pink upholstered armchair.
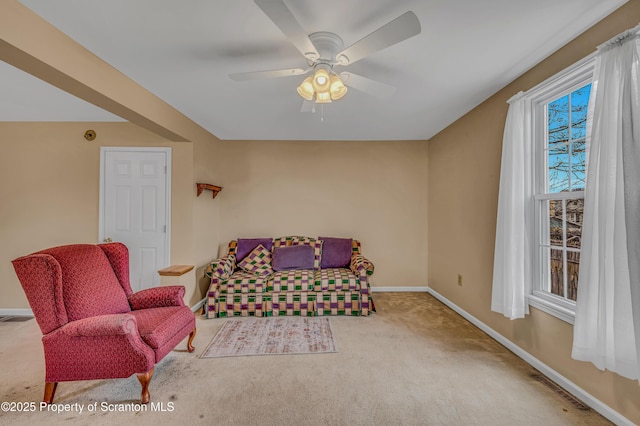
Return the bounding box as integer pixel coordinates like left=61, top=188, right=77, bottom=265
left=12, top=243, right=196, bottom=404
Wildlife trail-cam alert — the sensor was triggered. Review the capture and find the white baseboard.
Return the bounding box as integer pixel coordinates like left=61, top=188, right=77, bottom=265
left=191, top=298, right=206, bottom=313
left=0, top=308, right=33, bottom=317
left=372, top=286, right=429, bottom=292
left=426, top=287, right=633, bottom=426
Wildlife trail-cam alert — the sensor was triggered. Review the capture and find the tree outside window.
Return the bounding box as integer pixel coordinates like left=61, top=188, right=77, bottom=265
left=543, top=83, right=590, bottom=302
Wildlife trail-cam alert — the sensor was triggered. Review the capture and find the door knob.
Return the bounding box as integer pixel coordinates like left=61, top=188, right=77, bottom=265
left=103, top=238, right=113, bottom=243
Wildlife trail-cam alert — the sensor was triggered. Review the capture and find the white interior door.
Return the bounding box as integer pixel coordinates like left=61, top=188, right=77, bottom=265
left=100, top=147, right=171, bottom=292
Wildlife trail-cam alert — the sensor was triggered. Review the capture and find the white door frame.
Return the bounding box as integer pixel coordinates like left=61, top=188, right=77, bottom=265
left=99, top=147, right=172, bottom=269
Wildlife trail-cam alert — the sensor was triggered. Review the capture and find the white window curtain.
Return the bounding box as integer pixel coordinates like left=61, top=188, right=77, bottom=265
left=491, top=93, right=533, bottom=320
left=571, top=24, right=640, bottom=380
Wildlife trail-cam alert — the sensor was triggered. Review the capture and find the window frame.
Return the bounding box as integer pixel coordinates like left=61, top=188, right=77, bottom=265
left=526, top=54, right=595, bottom=324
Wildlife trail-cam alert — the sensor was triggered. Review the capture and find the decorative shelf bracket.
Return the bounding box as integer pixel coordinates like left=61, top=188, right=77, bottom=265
left=196, top=183, right=222, bottom=199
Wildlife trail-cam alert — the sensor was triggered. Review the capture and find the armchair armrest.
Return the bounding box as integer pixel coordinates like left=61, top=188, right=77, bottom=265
left=128, top=286, right=186, bottom=310
left=350, top=254, right=374, bottom=276
left=60, top=314, right=138, bottom=337
left=205, top=254, right=236, bottom=280
left=44, top=314, right=156, bottom=380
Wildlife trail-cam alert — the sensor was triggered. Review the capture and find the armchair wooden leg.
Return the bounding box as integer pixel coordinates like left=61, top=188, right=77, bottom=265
left=187, top=328, right=196, bottom=353
left=137, top=369, right=154, bottom=404
left=43, top=382, right=58, bottom=404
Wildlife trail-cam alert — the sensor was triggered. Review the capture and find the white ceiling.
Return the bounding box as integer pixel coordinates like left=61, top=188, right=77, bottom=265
left=3, top=0, right=626, bottom=140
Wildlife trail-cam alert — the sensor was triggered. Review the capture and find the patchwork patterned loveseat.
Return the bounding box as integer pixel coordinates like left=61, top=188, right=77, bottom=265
left=205, top=236, right=374, bottom=318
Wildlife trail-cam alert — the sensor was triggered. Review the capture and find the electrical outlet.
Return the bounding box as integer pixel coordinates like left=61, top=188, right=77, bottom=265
left=457, top=274, right=463, bottom=286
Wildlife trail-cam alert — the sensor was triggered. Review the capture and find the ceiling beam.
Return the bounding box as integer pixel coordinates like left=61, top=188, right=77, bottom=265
left=0, top=0, right=218, bottom=143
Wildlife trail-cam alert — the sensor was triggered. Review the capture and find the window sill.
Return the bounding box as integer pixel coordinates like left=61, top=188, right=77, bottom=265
left=528, top=294, right=575, bottom=324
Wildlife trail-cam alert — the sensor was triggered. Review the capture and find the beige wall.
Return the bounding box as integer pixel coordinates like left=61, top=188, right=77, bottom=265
left=0, top=123, right=428, bottom=306
left=0, top=122, right=205, bottom=308
left=215, top=140, right=429, bottom=289
left=427, top=0, right=640, bottom=422
left=191, top=137, right=224, bottom=301
left=0, top=123, right=428, bottom=307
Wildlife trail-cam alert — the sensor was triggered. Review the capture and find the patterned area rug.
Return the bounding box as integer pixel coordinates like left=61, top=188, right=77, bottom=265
left=200, top=317, right=337, bottom=358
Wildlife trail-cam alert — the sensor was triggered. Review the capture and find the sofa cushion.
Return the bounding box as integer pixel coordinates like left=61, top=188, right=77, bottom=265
left=223, top=271, right=269, bottom=293
left=319, top=237, right=353, bottom=268
left=236, top=238, right=273, bottom=262
left=237, top=244, right=273, bottom=276
left=272, top=236, right=323, bottom=269
left=314, top=268, right=359, bottom=291
left=268, top=270, right=315, bottom=292
left=272, top=245, right=315, bottom=271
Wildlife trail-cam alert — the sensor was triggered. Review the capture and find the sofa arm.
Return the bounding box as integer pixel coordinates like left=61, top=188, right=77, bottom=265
left=128, top=286, right=186, bottom=310
left=205, top=254, right=236, bottom=280
left=60, top=314, right=138, bottom=337
left=350, top=254, right=374, bottom=276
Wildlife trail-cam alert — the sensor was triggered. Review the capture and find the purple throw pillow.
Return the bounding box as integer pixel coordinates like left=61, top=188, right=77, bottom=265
left=236, top=238, right=273, bottom=262
left=319, top=237, right=353, bottom=268
left=272, top=245, right=315, bottom=271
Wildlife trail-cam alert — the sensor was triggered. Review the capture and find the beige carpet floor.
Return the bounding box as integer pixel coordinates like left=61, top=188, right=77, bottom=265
left=0, top=292, right=611, bottom=425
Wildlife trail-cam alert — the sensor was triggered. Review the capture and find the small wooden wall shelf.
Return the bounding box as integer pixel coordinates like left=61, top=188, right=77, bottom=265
left=196, top=183, right=222, bottom=199
left=158, top=264, right=194, bottom=277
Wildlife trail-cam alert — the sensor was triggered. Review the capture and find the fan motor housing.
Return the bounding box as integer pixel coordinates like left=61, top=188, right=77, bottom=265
left=308, top=32, right=344, bottom=64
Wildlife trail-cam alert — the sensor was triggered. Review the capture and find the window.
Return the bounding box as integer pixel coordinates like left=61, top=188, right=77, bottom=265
left=528, top=56, right=594, bottom=323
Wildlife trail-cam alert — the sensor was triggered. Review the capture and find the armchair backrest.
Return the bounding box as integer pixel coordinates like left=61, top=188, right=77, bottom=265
left=12, top=244, right=132, bottom=335
left=98, top=242, right=134, bottom=297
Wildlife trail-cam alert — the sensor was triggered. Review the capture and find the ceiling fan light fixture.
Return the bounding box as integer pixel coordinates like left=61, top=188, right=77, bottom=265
left=315, top=91, right=332, bottom=104
left=311, top=67, right=331, bottom=92
left=296, top=76, right=314, bottom=100
left=329, top=74, right=348, bottom=100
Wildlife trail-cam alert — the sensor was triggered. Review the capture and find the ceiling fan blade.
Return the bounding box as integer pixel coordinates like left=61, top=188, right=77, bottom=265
left=254, top=0, right=320, bottom=60
left=229, top=68, right=309, bottom=81
left=337, top=11, right=421, bottom=65
left=340, top=72, right=397, bottom=99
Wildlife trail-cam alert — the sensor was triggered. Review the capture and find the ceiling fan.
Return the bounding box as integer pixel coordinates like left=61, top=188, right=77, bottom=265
left=229, top=0, right=421, bottom=109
